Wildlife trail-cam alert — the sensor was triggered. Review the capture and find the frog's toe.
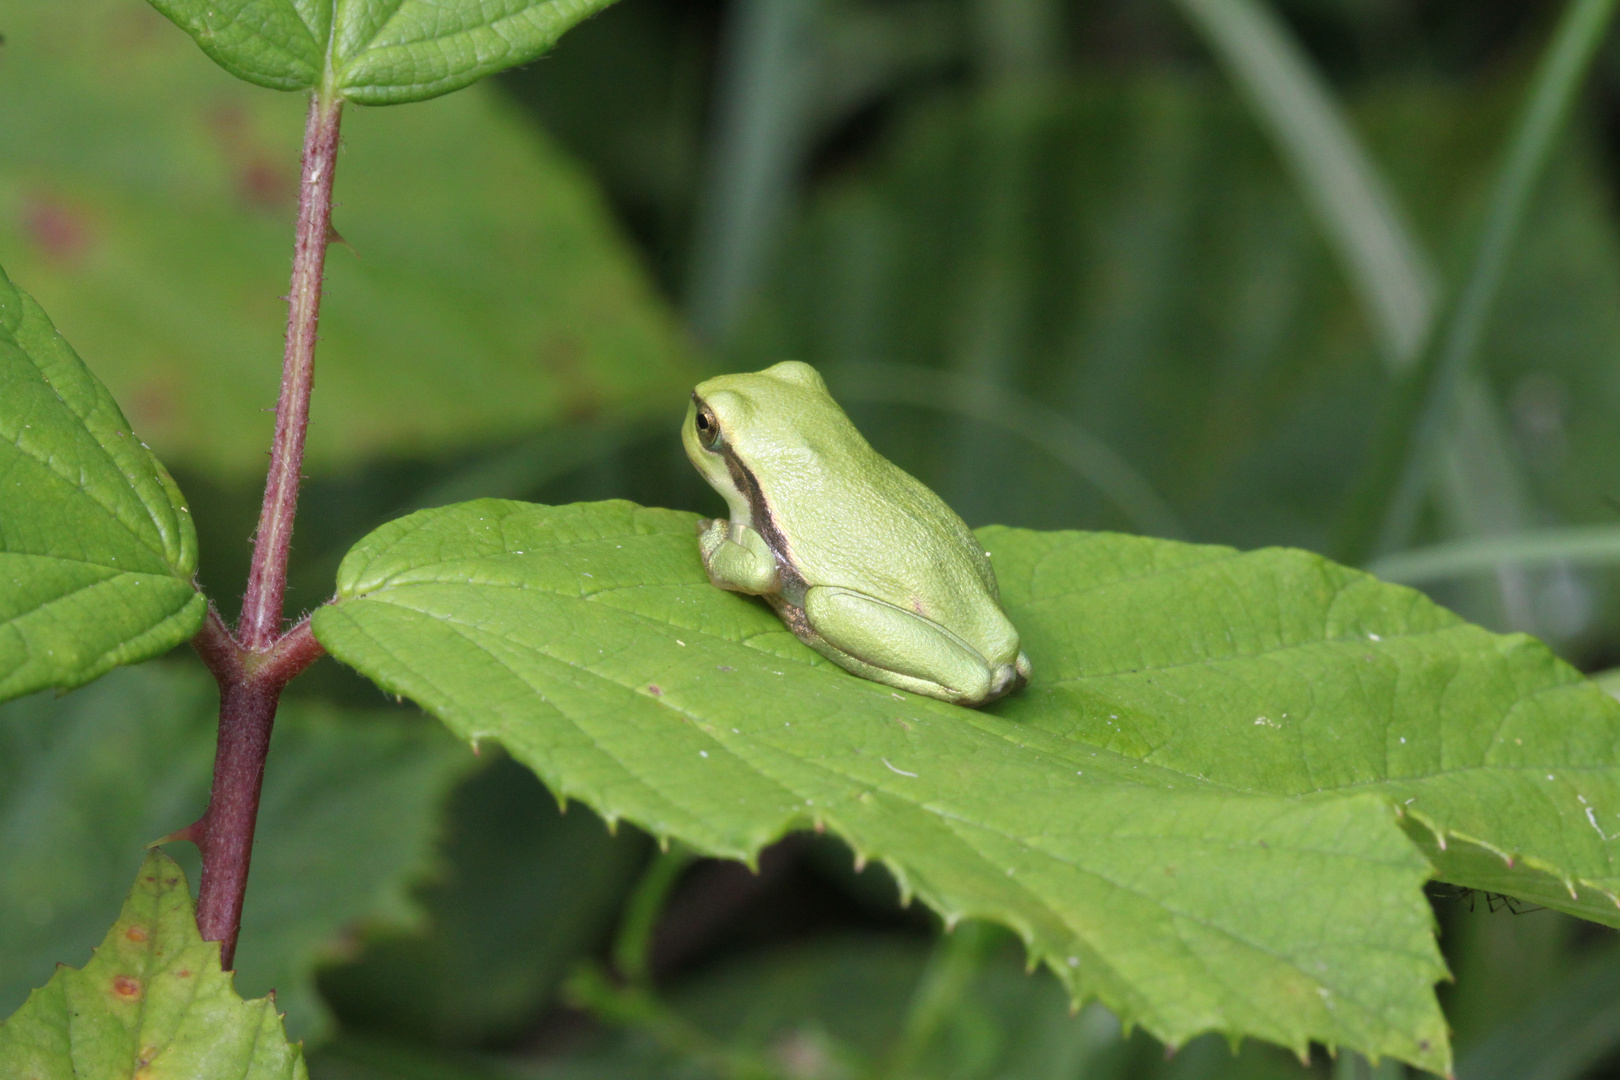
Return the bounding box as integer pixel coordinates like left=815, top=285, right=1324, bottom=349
left=979, top=653, right=1030, bottom=704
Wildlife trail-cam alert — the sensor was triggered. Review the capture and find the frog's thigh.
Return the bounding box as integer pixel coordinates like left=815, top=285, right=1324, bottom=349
left=698, top=520, right=779, bottom=594
left=803, top=586, right=992, bottom=701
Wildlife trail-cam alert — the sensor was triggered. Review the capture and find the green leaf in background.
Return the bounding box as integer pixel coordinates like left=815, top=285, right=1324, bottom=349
left=319, top=755, right=649, bottom=1048
left=148, top=0, right=621, bottom=104
left=0, top=264, right=202, bottom=703
left=0, top=0, right=692, bottom=479
left=0, top=663, right=474, bottom=1042
left=579, top=934, right=1310, bottom=1080
left=1452, top=936, right=1620, bottom=1080
left=0, top=849, right=307, bottom=1080
left=563, top=934, right=1121, bottom=1079
left=312, top=499, right=1451, bottom=1071
left=985, top=527, right=1620, bottom=926
left=306, top=935, right=1314, bottom=1079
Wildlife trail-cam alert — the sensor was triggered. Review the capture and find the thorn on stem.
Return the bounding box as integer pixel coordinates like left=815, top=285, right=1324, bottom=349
left=149, top=820, right=204, bottom=847
left=325, top=221, right=355, bottom=255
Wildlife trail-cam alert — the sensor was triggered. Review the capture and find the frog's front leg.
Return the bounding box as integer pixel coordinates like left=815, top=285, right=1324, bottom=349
left=696, top=519, right=780, bottom=595
left=802, top=586, right=1011, bottom=705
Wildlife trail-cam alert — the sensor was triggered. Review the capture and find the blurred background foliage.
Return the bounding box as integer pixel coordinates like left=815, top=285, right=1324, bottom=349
left=6, top=0, right=1620, bottom=1076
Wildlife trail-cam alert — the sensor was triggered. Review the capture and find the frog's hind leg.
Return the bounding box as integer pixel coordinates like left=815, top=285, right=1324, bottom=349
left=800, top=586, right=998, bottom=705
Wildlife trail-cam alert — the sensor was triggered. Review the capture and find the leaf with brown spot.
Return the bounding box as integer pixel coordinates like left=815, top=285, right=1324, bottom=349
left=0, top=850, right=307, bottom=1079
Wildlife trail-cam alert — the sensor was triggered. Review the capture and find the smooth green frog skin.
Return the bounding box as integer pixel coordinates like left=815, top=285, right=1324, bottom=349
left=682, top=360, right=1031, bottom=706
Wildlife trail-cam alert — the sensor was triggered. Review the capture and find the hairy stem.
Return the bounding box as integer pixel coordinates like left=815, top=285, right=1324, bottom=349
left=188, top=87, right=344, bottom=969
left=240, top=90, right=344, bottom=650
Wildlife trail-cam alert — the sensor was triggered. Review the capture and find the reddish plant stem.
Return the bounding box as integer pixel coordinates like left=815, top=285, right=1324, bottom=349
left=186, top=88, right=344, bottom=969
left=192, top=616, right=324, bottom=966
left=240, top=91, right=343, bottom=651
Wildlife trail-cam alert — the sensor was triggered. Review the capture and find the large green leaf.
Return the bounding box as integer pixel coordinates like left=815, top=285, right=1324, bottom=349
left=312, top=499, right=1452, bottom=1071
left=0, top=0, right=692, bottom=478
left=0, top=663, right=473, bottom=1041
left=147, top=0, right=620, bottom=104
left=0, top=265, right=203, bottom=703
left=0, top=849, right=307, bottom=1080
left=984, top=527, right=1620, bottom=926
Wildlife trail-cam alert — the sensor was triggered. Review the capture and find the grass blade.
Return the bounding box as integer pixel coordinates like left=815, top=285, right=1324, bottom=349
left=1172, top=0, right=1437, bottom=367
left=1339, top=0, right=1620, bottom=565
left=1368, top=524, right=1620, bottom=584
left=685, top=0, right=818, bottom=343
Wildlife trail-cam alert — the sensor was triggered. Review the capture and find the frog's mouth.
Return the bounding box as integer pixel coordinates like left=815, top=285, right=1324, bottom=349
left=686, top=400, right=805, bottom=600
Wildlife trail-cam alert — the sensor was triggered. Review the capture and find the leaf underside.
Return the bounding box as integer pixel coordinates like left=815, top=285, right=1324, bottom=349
left=0, top=849, right=307, bottom=1080
left=146, top=0, right=622, bottom=103
left=0, top=265, right=203, bottom=704
left=313, top=499, right=1465, bottom=1071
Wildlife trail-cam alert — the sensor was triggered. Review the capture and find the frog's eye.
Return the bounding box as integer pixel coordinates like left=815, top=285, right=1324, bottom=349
left=694, top=404, right=722, bottom=449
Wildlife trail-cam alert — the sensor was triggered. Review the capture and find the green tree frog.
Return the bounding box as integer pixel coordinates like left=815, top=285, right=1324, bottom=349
left=682, top=361, right=1031, bottom=706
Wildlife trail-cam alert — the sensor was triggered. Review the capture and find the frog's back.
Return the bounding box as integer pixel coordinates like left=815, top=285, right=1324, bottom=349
left=712, top=366, right=1014, bottom=657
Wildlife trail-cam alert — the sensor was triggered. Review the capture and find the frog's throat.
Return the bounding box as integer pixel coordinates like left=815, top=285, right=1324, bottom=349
left=720, top=443, right=808, bottom=605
